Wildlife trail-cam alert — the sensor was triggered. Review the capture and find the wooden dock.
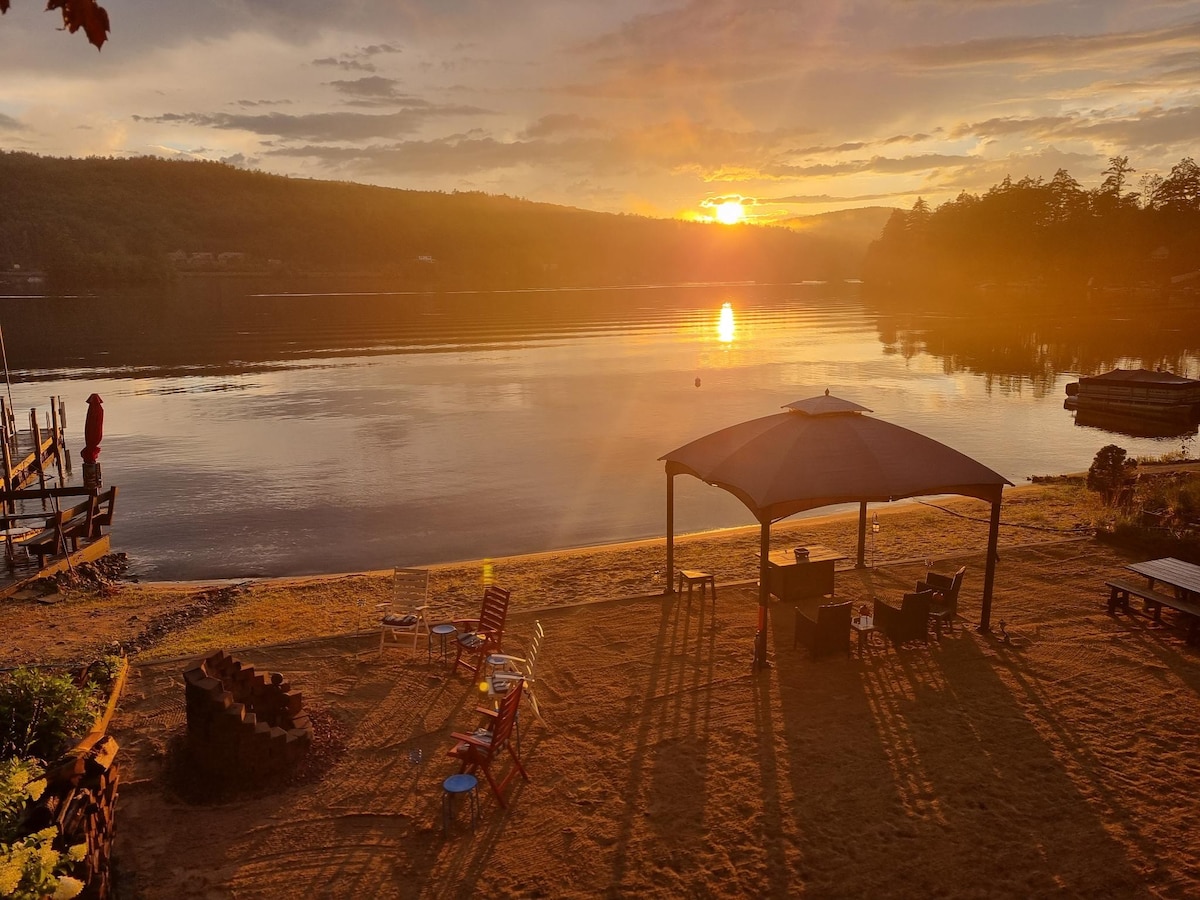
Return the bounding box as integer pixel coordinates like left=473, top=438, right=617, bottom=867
left=0, top=395, right=118, bottom=598
left=0, top=530, right=111, bottom=599
left=0, top=395, right=70, bottom=493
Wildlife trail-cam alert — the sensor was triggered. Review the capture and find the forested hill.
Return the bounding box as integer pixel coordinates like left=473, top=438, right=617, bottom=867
left=0, top=152, right=869, bottom=289
left=864, top=158, right=1200, bottom=300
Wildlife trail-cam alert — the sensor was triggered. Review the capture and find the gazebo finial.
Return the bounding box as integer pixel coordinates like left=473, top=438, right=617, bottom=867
left=784, top=393, right=873, bottom=416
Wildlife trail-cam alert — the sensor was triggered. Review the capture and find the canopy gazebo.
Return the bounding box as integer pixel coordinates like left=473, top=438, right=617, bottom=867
left=660, top=392, right=1012, bottom=669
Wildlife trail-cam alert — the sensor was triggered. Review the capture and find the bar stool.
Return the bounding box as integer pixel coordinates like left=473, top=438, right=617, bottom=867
left=442, top=773, right=479, bottom=834
left=677, top=570, right=716, bottom=608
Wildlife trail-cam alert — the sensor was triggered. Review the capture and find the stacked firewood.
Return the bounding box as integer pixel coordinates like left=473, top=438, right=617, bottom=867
left=25, top=732, right=120, bottom=900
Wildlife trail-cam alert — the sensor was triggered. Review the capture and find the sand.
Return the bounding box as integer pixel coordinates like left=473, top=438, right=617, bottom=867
left=4, top=479, right=1200, bottom=898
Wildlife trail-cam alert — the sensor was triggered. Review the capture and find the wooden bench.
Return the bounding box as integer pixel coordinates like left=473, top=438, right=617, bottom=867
left=1105, top=577, right=1200, bottom=645
left=25, top=494, right=98, bottom=569
left=88, top=486, right=118, bottom=539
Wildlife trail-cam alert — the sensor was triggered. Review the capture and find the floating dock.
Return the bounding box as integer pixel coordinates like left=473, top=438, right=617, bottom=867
left=1064, top=368, right=1200, bottom=423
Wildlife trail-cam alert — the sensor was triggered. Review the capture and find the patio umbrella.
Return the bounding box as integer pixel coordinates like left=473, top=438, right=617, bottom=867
left=660, top=392, right=1011, bottom=669
left=82, top=393, right=103, bottom=464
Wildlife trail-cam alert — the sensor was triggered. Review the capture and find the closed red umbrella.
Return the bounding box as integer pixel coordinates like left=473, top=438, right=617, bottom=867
left=82, top=393, right=104, bottom=464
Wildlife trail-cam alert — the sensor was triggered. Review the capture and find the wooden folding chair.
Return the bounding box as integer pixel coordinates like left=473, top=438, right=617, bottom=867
left=483, top=620, right=545, bottom=724
left=447, top=677, right=529, bottom=807
left=453, top=585, right=511, bottom=676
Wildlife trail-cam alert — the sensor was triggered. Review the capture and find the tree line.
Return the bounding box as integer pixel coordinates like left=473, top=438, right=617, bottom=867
left=0, top=152, right=864, bottom=290
left=864, top=156, right=1200, bottom=298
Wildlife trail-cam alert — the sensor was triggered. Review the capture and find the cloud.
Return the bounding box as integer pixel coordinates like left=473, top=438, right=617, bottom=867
left=312, top=57, right=377, bottom=73
left=519, top=114, right=605, bottom=139
left=947, top=103, right=1200, bottom=158
left=0, top=113, right=21, bottom=131
left=766, top=191, right=916, bottom=205
left=311, top=44, right=402, bottom=73
left=263, top=134, right=603, bottom=176
left=233, top=99, right=294, bottom=108
left=899, top=18, right=1200, bottom=69
left=327, top=76, right=430, bottom=108
left=133, top=105, right=488, bottom=142
left=765, top=154, right=977, bottom=179
left=220, top=152, right=260, bottom=168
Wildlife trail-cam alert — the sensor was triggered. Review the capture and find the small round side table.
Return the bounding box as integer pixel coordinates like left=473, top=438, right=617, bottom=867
left=429, top=623, right=457, bottom=665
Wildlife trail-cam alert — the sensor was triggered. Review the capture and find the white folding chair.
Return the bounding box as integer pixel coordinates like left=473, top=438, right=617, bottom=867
left=482, top=620, right=544, bottom=723
left=378, top=566, right=431, bottom=654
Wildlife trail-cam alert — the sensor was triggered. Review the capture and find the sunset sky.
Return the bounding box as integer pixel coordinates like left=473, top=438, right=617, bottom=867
left=2, top=1, right=1199, bottom=222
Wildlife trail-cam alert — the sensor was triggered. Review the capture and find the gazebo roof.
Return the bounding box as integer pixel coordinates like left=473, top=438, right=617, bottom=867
left=661, top=392, right=1011, bottom=523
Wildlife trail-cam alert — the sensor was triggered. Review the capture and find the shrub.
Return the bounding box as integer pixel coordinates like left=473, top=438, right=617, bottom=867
left=81, top=655, right=123, bottom=695
left=1087, top=444, right=1138, bottom=506
left=0, top=757, right=85, bottom=900
left=0, top=669, right=98, bottom=763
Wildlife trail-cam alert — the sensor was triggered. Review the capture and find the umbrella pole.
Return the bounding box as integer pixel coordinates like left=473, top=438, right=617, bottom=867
left=754, top=521, right=770, bottom=670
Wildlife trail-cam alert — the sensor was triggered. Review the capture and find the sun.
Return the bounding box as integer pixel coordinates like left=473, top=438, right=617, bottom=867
left=715, top=200, right=745, bottom=225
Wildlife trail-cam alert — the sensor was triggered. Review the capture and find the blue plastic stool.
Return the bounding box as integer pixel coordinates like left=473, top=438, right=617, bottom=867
left=442, top=773, right=479, bottom=834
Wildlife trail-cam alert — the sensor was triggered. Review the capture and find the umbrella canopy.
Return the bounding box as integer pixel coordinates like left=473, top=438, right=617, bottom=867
left=660, top=392, right=1012, bottom=669
left=662, top=393, right=1010, bottom=523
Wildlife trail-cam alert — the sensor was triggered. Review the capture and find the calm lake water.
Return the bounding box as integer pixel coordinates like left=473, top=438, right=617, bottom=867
left=4, top=280, right=1198, bottom=580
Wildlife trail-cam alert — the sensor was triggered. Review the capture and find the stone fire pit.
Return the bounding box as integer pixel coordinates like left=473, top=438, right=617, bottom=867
left=182, top=650, right=312, bottom=778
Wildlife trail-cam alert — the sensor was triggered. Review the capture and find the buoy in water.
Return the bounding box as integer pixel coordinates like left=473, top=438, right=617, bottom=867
left=695, top=377, right=701, bottom=388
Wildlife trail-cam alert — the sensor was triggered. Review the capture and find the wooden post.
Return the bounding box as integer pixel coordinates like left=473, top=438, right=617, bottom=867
left=0, top=426, right=11, bottom=510
left=30, top=409, right=46, bottom=491
left=0, top=398, right=9, bottom=501
left=50, top=396, right=65, bottom=483
left=60, top=399, right=71, bottom=475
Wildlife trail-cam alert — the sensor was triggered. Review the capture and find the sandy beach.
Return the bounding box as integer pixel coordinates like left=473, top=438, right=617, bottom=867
left=4, top=478, right=1200, bottom=898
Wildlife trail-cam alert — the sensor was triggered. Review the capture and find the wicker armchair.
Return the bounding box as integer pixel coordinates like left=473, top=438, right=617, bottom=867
left=793, top=600, right=852, bottom=659
left=918, top=566, right=966, bottom=636
left=874, top=591, right=933, bottom=648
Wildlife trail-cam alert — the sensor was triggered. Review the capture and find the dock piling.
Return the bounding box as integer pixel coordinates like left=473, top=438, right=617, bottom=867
left=29, top=410, right=46, bottom=491
left=50, top=396, right=65, bottom=484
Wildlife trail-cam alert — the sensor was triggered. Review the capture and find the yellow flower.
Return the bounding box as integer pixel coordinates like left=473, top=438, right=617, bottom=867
left=0, top=856, right=23, bottom=895
left=53, top=875, right=85, bottom=899
left=67, top=843, right=87, bottom=863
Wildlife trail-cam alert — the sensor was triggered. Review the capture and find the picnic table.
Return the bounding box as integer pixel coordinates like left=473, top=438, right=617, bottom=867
left=1107, top=557, right=1200, bottom=645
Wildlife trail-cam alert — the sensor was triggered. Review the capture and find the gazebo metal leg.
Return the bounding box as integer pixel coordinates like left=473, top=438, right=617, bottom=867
left=753, top=521, right=771, bottom=671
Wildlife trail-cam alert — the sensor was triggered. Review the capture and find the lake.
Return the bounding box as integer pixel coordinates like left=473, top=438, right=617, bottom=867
left=3, top=280, right=1197, bottom=580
